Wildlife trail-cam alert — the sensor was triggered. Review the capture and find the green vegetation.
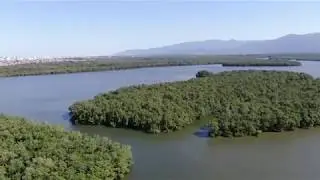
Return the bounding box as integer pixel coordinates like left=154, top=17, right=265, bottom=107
left=69, top=70, right=320, bottom=137
left=0, top=115, right=133, bottom=180
left=265, top=53, right=320, bottom=61
left=0, top=55, right=300, bottom=77
left=221, top=60, right=301, bottom=66
left=196, top=70, right=212, bottom=78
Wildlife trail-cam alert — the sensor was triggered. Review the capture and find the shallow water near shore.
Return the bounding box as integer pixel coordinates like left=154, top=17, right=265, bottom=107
left=1, top=61, right=320, bottom=180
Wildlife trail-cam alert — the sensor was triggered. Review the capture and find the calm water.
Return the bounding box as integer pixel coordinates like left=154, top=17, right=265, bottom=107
left=1, top=61, right=320, bottom=180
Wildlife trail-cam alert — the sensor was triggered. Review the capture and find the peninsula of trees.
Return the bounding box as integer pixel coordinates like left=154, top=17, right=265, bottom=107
left=69, top=70, right=320, bottom=137
left=0, top=115, right=133, bottom=180
left=221, top=60, right=300, bottom=66
left=0, top=55, right=300, bottom=77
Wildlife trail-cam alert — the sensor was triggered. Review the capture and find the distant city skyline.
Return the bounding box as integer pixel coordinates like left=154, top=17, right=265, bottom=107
left=1, top=1, right=320, bottom=57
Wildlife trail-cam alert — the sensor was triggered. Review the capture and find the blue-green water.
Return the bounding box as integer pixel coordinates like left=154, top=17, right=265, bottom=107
left=1, top=61, right=320, bottom=180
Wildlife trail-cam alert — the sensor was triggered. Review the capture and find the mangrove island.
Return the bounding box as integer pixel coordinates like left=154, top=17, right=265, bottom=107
left=69, top=70, right=320, bottom=137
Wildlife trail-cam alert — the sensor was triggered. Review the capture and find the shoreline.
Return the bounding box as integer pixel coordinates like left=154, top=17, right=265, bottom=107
left=0, top=57, right=301, bottom=77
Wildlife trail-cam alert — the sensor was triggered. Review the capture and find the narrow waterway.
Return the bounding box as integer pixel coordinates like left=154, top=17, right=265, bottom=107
left=1, top=61, right=320, bottom=180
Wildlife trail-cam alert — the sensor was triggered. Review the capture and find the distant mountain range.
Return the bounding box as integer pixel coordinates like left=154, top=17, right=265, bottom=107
left=115, top=33, right=320, bottom=56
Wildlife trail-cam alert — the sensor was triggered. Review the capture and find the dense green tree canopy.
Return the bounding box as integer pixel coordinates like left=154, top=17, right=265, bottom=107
left=196, top=70, right=212, bottom=78
left=0, top=115, right=133, bottom=180
left=69, top=70, right=320, bottom=137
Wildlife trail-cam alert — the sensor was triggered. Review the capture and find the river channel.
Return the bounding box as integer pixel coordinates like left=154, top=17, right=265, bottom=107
left=1, top=61, right=320, bottom=180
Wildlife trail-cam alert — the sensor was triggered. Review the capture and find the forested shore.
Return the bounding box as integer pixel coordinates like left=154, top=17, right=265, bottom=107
left=0, top=115, right=133, bottom=180
left=265, top=53, right=320, bottom=61
left=69, top=70, right=320, bottom=137
left=0, top=55, right=300, bottom=77
left=221, top=60, right=300, bottom=66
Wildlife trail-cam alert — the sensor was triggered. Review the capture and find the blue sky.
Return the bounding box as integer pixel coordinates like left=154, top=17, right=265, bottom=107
left=0, top=1, right=320, bottom=57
